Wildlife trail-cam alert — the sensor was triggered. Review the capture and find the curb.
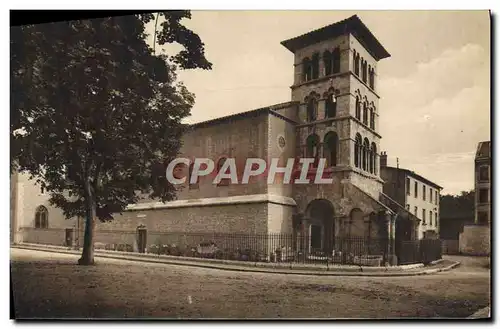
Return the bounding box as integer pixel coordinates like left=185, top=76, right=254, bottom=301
left=11, top=245, right=461, bottom=277
left=12, top=243, right=442, bottom=271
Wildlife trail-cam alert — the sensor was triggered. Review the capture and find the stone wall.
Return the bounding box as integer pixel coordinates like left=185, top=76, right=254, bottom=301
left=459, top=225, right=490, bottom=256
left=20, top=227, right=70, bottom=246
left=96, top=201, right=269, bottom=235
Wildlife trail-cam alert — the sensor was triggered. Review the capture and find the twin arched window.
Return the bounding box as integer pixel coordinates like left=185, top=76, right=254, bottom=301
left=355, top=93, right=376, bottom=131
left=353, top=51, right=375, bottom=89
left=354, top=134, right=377, bottom=174
left=303, top=48, right=341, bottom=82
left=305, top=132, right=339, bottom=168
left=35, top=206, right=48, bottom=229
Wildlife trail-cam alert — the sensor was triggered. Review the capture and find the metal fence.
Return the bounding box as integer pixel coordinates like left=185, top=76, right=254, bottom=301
left=397, top=239, right=442, bottom=265
left=92, top=231, right=400, bottom=265
left=21, top=227, right=442, bottom=266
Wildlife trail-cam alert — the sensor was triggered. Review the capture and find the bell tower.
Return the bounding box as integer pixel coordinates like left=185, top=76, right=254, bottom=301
left=281, top=15, right=391, bottom=198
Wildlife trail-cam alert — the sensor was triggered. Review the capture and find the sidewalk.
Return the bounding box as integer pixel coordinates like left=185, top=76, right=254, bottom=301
left=12, top=243, right=461, bottom=277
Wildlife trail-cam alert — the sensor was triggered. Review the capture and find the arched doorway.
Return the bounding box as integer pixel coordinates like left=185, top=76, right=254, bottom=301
left=305, top=199, right=335, bottom=254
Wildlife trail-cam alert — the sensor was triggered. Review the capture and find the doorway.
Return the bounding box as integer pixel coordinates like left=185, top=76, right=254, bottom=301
left=305, top=199, right=335, bottom=254
left=137, top=226, right=147, bottom=253
left=310, top=225, right=322, bottom=251
left=65, top=228, right=74, bottom=247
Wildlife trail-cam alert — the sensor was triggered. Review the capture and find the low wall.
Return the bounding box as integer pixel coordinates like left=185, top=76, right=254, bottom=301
left=459, top=225, right=490, bottom=256
left=19, top=227, right=69, bottom=246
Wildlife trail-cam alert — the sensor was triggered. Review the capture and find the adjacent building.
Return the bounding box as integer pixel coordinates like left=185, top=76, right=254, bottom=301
left=474, top=141, right=491, bottom=226
left=379, top=152, right=442, bottom=240
left=457, top=141, right=491, bottom=256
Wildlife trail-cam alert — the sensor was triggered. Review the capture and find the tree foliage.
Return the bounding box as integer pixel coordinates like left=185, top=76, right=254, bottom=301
left=10, top=12, right=212, bottom=264
left=440, top=190, right=475, bottom=219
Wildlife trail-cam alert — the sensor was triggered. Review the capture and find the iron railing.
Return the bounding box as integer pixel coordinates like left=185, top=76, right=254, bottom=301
left=20, top=227, right=443, bottom=266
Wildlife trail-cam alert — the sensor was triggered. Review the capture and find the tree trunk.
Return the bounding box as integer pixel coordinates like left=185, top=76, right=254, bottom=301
left=78, top=177, right=97, bottom=265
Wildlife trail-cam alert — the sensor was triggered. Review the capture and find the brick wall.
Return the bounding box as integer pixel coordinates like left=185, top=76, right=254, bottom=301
left=96, top=202, right=269, bottom=234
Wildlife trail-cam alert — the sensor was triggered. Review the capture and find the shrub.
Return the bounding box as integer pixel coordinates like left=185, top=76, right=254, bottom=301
left=148, top=244, right=160, bottom=254
left=169, top=244, right=181, bottom=256
left=214, top=249, right=224, bottom=259
left=105, top=243, right=116, bottom=251
left=182, top=246, right=198, bottom=257
left=116, top=244, right=124, bottom=251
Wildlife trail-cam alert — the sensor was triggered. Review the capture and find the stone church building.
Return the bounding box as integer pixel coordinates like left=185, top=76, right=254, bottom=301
left=11, top=16, right=418, bottom=264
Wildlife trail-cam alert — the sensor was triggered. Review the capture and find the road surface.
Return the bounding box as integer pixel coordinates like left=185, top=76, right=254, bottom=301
left=10, top=248, right=490, bottom=319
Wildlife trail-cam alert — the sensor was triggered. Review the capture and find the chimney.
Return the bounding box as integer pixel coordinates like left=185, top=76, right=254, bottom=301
left=380, top=151, right=388, bottom=168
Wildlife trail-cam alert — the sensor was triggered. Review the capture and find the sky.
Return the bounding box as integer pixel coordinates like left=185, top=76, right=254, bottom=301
left=146, top=10, right=490, bottom=196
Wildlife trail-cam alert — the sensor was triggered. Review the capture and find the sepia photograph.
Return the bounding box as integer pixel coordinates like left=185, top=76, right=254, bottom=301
left=9, top=8, right=492, bottom=320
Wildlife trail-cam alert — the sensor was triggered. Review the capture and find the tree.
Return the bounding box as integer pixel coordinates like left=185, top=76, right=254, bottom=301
left=440, top=190, right=475, bottom=220
left=10, top=12, right=212, bottom=265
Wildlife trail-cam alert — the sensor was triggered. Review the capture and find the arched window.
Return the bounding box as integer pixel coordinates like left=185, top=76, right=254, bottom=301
left=370, top=107, right=375, bottom=130
left=371, top=142, right=377, bottom=175
left=363, top=138, right=370, bottom=171
left=35, top=206, right=48, bottom=229
left=307, top=97, right=318, bottom=122
left=362, top=60, right=368, bottom=83
left=369, top=67, right=375, bottom=89
left=188, top=163, right=199, bottom=189
left=312, top=53, right=320, bottom=80
left=217, top=157, right=230, bottom=186
left=352, top=50, right=357, bottom=74
left=306, top=134, right=320, bottom=165
left=324, top=132, right=338, bottom=167
left=363, top=101, right=368, bottom=125
left=332, top=47, right=341, bottom=73
left=325, top=94, right=336, bottom=119
left=323, top=50, right=332, bottom=76
left=355, top=96, right=361, bottom=120
left=354, top=134, right=362, bottom=168
left=355, top=53, right=360, bottom=76
left=303, top=57, right=312, bottom=82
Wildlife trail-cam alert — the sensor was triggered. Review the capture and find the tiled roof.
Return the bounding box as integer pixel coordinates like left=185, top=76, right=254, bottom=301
left=280, top=15, right=390, bottom=61
left=382, top=166, right=443, bottom=190
left=188, top=102, right=298, bottom=129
